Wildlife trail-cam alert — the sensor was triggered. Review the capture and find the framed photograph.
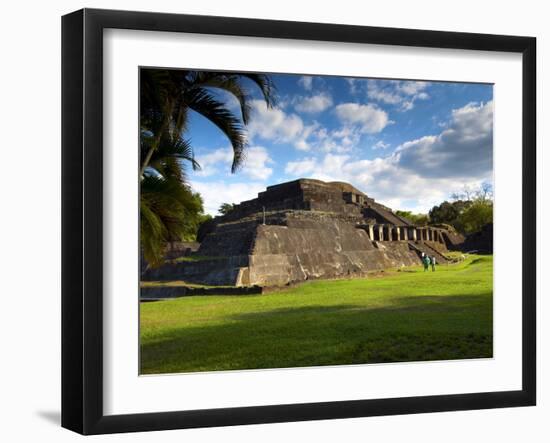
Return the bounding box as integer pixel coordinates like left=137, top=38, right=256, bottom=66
left=62, top=8, right=536, bottom=435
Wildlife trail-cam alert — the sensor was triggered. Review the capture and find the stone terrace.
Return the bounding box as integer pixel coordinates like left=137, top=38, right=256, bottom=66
left=143, top=179, right=452, bottom=288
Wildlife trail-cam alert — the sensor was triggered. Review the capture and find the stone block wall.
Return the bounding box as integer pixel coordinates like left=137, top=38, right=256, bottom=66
left=217, top=179, right=365, bottom=223
left=142, top=255, right=249, bottom=286
left=198, top=220, right=257, bottom=257
left=141, top=178, right=459, bottom=288
left=240, top=219, right=421, bottom=287
left=143, top=215, right=424, bottom=287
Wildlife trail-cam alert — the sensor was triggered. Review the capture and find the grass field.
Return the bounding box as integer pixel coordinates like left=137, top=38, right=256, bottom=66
left=140, top=255, right=493, bottom=374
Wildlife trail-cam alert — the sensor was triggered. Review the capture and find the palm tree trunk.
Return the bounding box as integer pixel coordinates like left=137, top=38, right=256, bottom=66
left=140, top=134, right=161, bottom=177
left=140, top=101, right=174, bottom=177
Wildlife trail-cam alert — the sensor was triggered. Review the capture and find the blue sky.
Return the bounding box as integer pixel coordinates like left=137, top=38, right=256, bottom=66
left=184, top=73, right=493, bottom=215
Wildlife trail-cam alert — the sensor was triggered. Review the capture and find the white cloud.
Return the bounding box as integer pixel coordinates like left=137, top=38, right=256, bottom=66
left=331, top=127, right=353, bottom=139
left=284, top=152, right=490, bottom=213
left=240, top=146, right=274, bottom=180
left=310, top=125, right=361, bottom=153
left=284, top=157, right=317, bottom=176
left=247, top=100, right=373, bottom=153
left=195, top=145, right=274, bottom=181
left=366, top=79, right=430, bottom=111
left=283, top=101, right=493, bottom=213
left=293, top=123, right=320, bottom=151
left=400, top=101, right=414, bottom=112
left=372, top=140, right=390, bottom=150
left=247, top=100, right=319, bottom=151
left=397, top=81, right=429, bottom=95
left=294, top=93, right=333, bottom=113
left=298, top=76, right=313, bottom=90
left=194, top=147, right=233, bottom=177
left=366, top=85, right=402, bottom=105
left=334, top=103, right=390, bottom=134
left=396, top=100, right=493, bottom=178
left=345, top=78, right=360, bottom=95
left=191, top=181, right=266, bottom=216
left=247, top=100, right=303, bottom=142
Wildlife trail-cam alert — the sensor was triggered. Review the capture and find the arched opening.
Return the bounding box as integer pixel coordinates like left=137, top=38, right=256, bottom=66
left=392, top=228, right=399, bottom=241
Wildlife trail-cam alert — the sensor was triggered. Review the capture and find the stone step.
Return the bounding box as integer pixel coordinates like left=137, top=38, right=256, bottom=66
left=408, top=241, right=449, bottom=263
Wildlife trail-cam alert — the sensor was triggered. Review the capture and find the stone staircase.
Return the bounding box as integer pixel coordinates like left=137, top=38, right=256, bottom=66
left=408, top=241, right=449, bottom=264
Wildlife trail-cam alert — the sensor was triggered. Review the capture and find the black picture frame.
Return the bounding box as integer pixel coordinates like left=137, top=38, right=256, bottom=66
left=62, top=8, right=536, bottom=435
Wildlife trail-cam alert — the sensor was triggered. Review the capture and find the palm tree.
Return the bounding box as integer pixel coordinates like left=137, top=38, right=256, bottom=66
left=140, top=69, right=276, bottom=266
left=140, top=131, right=202, bottom=266
left=140, top=70, right=276, bottom=175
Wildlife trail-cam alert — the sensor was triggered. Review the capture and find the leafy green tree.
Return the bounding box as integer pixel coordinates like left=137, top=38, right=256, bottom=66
left=456, top=200, right=493, bottom=234
left=395, top=210, right=429, bottom=226
left=429, top=201, right=457, bottom=224
left=180, top=193, right=212, bottom=242
left=140, top=130, right=202, bottom=266
left=429, top=200, right=471, bottom=227
left=141, top=176, right=203, bottom=266
left=218, top=203, right=236, bottom=215
left=450, top=183, right=493, bottom=234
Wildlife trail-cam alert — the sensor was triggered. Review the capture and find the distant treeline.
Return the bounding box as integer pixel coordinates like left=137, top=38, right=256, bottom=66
left=396, top=184, right=493, bottom=235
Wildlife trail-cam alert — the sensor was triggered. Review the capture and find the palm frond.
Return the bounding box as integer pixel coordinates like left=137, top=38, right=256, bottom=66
left=141, top=130, right=200, bottom=183
left=189, top=72, right=252, bottom=124
left=188, top=71, right=277, bottom=123
left=238, top=73, right=278, bottom=108
left=184, top=88, right=247, bottom=172
left=140, top=174, right=203, bottom=266
left=140, top=70, right=177, bottom=132
left=139, top=68, right=278, bottom=266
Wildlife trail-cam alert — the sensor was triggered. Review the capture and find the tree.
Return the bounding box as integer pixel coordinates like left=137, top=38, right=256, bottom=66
left=429, top=200, right=471, bottom=226
left=141, top=175, right=203, bottom=266
left=140, top=130, right=203, bottom=266
left=218, top=203, right=236, bottom=215
left=395, top=210, right=429, bottom=226
left=140, top=70, right=277, bottom=175
left=140, top=70, right=277, bottom=266
left=177, top=192, right=211, bottom=242
left=451, top=182, right=493, bottom=202
left=456, top=199, right=493, bottom=234
left=423, top=184, right=494, bottom=235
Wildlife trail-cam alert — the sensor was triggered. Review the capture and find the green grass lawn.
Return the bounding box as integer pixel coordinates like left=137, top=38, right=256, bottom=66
left=140, top=255, right=493, bottom=374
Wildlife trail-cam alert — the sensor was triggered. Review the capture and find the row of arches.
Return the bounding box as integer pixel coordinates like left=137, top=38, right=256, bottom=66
left=364, top=225, right=445, bottom=244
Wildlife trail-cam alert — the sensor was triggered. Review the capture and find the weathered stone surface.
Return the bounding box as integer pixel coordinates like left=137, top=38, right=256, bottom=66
left=441, top=230, right=467, bottom=251
left=198, top=220, right=257, bottom=257
left=143, top=179, right=453, bottom=287
left=143, top=256, right=248, bottom=286
left=144, top=215, right=424, bottom=287
left=408, top=241, right=448, bottom=264
left=164, top=241, right=199, bottom=259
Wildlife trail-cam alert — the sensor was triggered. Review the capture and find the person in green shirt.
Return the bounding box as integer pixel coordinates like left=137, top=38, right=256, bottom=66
left=423, top=254, right=430, bottom=271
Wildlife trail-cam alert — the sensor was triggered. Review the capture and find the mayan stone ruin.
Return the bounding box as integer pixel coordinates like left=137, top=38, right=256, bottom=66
left=142, top=179, right=461, bottom=288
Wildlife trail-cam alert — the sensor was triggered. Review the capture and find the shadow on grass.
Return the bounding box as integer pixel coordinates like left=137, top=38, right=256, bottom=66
left=229, top=294, right=492, bottom=320
left=140, top=293, right=493, bottom=374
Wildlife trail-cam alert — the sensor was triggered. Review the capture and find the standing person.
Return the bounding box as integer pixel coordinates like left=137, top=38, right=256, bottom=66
left=423, top=254, right=429, bottom=272
left=431, top=256, right=437, bottom=272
